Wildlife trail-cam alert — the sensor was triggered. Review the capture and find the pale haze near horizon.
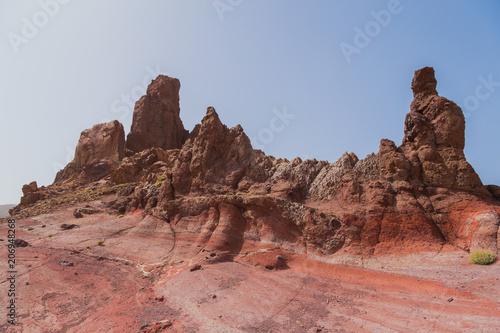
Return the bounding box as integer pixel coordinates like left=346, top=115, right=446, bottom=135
left=1, top=0, right=499, bottom=205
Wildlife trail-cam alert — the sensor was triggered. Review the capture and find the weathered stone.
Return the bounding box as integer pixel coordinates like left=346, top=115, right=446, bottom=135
left=55, top=120, right=125, bottom=183
left=126, top=75, right=188, bottom=154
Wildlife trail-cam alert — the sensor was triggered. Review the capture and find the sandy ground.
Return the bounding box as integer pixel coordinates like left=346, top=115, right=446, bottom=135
left=0, top=202, right=499, bottom=332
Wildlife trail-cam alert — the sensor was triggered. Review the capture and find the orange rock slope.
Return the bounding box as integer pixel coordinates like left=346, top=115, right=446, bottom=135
left=2, top=67, right=500, bottom=332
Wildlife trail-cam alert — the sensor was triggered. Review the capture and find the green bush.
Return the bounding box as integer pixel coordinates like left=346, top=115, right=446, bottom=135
left=155, top=174, right=168, bottom=187
left=469, top=249, right=496, bottom=265
left=97, top=240, right=105, bottom=246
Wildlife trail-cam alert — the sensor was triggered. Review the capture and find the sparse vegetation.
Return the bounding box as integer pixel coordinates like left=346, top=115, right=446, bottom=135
left=47, top=234, right=53, bottom=237
left=118, top=215, right=124, bottom=218
left=8, top=183, right=136, bottom=220
left=155, top=174, right=168, bottom=187
left=469, top=249, right=496, bottom=265
left=98, top=240, right=105, bottom=246
left=86, top=245, right=90, bottom=249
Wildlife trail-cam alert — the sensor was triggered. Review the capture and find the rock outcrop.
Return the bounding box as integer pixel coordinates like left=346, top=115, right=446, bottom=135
left=54, top=120, right=125, bottom=183
left=20, top=181, right=46, bottom=206
left=11, top=68, right=500, bottom=256
left=74, top=120, right=125, bottom=167
left=6, top=68, right=500, bottom=333
left=125, top=75, right=188, bottom=154
left=395, top=66, right=484, bottom=191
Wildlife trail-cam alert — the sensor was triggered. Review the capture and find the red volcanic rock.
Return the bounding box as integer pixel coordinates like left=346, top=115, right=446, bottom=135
left=372, top=67, right=498, bottom=253
left=13, top=67, right=500, bottom=258
left=22, top=181, right=38, bottom=196
left=396, top=67, right=484, bottom=190
left=378, top=139, right=410, bottom=182
left=126, top=75, right=188, bottom=154
left=443, top=200, right=500, bottom=252
left=6, top=67, right=500, bottom=333
left=487, top=185, right=500, bottom=201
left=105, top=71, right=499, bottom=255
left=55, top=120, right=125, bottom=183
left=170, top=107, right=271, bottom=195
left=74, top=120, right=125, bottom=168
left=17, top=181, right=46, bottom=208
left=411, top=66, right=438, bottom=98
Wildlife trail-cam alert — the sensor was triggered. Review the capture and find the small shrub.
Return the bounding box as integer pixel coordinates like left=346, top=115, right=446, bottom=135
left=47, top=234, right=53, bottom=237
left=469, top=249, right=496, bottom=265
left=118, top=215, right=124, bottom=218
left=155, top=174, right=168, bottom=187
left=97, top=240, right=105, bottom=246
left=86, top=245, right=90, bottom=249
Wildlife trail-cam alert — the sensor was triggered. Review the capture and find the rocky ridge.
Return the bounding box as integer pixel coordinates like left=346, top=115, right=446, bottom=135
left=4, top=67, right=500, bottom=332
left=9, top=67, right=500, bottom=256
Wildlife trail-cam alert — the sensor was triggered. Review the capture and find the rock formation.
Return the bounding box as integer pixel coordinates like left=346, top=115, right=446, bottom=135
left=5, top=68, right=500, bottom=333
left=125, top=75, right=188, bottom=154
left=387, top=66, right=485, bottom=191
left=74, top=120, right=125, bottom=167
left=20, top=181, right=45, bottom=206
left=54, top=120, right=125, bottom=183
left=11, top=68, right=500, bottom=256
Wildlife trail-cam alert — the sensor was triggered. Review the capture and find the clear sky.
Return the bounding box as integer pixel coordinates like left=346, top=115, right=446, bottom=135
left=1, top=1, right=499, bottom=205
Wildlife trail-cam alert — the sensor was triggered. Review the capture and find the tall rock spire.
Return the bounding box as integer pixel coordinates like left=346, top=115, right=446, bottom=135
left=380, top=66, right=484, bottom=191
left=126, top=75, right=188, bottom=154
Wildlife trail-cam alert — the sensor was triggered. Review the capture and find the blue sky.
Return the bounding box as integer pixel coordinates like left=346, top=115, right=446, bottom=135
left=1, top=1, right=499, bottom=204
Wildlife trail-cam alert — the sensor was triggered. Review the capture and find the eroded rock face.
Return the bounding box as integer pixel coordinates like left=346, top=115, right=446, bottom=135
left=54, top=120, right=125, bottom=183
left=12, top=68, right=500, bottom=256
left=390, top=66, right=484, bottom=191
left=19, top=181, right=45, bottom=206
left=74, top=120, right=125, bottom=168
left=172, top=107, right=270, bottom=195
left=126, top=75, right=188, bottom=154
left=372, top=67, right=497, bottom=253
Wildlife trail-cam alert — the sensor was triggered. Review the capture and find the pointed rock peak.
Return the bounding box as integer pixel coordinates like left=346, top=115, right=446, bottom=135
left=146, top=75, right=181, bottom=107
left=230, top=124, right=244, bottom=134
left=348, top=152, right=359, bottom=164
left=411, top=66, right=438, bottom=97
left=204, top=106, right=219, bottom=120
left=201, top=106, right=224, bottom=130
left=334, top=152, right=357, bottom=169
